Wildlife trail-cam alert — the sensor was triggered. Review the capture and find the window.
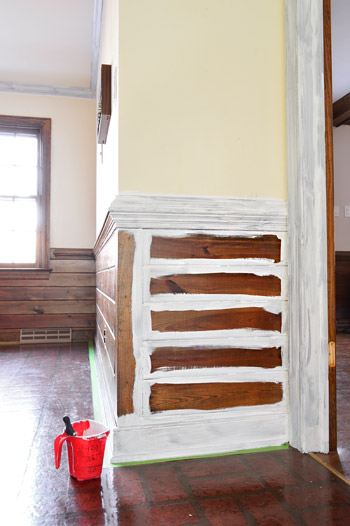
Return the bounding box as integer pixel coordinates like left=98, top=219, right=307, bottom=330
left=0, top=116, right=51, bottom=269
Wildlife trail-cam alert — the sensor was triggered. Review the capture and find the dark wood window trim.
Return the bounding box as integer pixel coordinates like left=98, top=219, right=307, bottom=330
left=0, top=115, right=51, bottom=271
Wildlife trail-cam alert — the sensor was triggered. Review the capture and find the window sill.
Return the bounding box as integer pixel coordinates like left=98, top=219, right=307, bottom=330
left=0, top=268, right=52, bottom=280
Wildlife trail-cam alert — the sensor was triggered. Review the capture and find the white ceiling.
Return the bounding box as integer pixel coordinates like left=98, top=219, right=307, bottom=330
left=0, top=1, right=347, bottom=102
left=0, top=0, right=102, bottom=98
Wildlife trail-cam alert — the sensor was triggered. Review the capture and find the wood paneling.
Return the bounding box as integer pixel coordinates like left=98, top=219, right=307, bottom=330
left=151, top=346, right=282, bottom=372
left=335, top=252, right=350, bottom=331
left=116, top=231, right=136, bottom=416
left=151, top=234, right=281, bottom=262
left=0, top=248, right=96, bottom=342
left=96, top=289, right=116, bottom=334
left=151, top=308, right=281, bottom=333
left=96, top=230, right=118, bottom=272
left=0, top=287, right=95, bottom=301
left=0, top=300, right=95, bottom=315
left=0, top=314, right=95, bottom=329
left=96, top=268, right=116, bottom=300
left=150, top=273, right=281, bottom=296
left=150, top=382, right=283, bottom=412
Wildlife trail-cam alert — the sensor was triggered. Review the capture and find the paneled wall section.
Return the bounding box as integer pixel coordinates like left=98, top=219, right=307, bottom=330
left=0, top=248, right=96, bottom=343
left=94, top=196, right=288, bottom=462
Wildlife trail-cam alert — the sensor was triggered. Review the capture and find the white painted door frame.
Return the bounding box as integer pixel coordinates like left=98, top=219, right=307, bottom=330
left=285, top=0, right=329, bottom=452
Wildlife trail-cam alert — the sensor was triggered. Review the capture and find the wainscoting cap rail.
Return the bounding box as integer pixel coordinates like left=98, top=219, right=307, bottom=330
left=108, top=194, right=287, bottom=232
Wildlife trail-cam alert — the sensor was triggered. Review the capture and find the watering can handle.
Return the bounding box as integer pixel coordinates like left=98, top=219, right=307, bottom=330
left=54, top=433, right=70, bottom=469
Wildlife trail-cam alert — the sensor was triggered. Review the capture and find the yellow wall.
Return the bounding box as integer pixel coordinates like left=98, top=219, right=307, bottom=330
left=0, top=93, right=96, bottom=247
left=118, top=0, right=286, bottom=199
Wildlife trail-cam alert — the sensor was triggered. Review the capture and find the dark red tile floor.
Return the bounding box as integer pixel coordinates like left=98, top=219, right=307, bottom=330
left=1, top=342, right=350, bottom=525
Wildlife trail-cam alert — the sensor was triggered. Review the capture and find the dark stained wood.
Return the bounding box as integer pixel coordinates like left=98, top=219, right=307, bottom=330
left=116, top=231, right=136, bottom=416
left=72, top=329, right=96, bottom=342
left=151, top=346, right=282, bottom=372
left=96, top=268, right=116, bottom=300
left=151, top=234, right=281, bottom=262
left=94, top=214, right=116, bottom=257
left=0, top=269, right=51, bottom=280
left=335, top=252, right=350, bottom=331
left=324, top=0, right=337, bottom=452
left=96, top=289, right=116, bottom=334
left=151, top=308, right=281, bottom=333
left=0, top=273, right=95, bottom=287
left=0, top=249, right=96, bottom=341
left=50, top=248, right=95, bottom=260
left=333, top=92, right=350, bottom=127
left=0, top=314, right=95, bottom=329
left=96, top=230, right=118, bottom=273
left=0, top=300, right=95, bottom=315
left=151, top=273, right=281, bottom=296
left=0, top=287, right=95, bottom=301
left=150, top=382, right=283, bottom=412
left=96, top=310, right=116, bottom=373
left=50, top=259, right=95, bottom=273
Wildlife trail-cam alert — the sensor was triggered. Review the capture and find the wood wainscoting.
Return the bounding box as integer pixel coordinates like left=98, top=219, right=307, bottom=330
left=0, top=248, right=96, bottom=343
left=335, top=251, right=350, bottom=332
left=94, top=194, right=288, bottom=463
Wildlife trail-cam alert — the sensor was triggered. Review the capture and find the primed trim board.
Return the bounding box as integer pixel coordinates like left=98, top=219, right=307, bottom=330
left=285, top=0, right=329, bottom=452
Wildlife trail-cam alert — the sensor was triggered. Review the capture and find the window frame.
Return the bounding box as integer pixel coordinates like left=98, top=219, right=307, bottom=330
left=0, top=115, right=51, bottom=270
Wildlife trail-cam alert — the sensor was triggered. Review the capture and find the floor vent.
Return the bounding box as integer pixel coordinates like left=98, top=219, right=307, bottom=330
left=20, top=329, right=72, bottom=344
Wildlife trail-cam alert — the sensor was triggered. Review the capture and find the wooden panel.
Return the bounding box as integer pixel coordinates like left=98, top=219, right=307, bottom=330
left=151, top=346, right=282, bottom=372
left=150, top=382, right=283, bottom=412
left=335, top=252, right=350, bottom=331
left=151, top=308, right=281, bottom=333
left=0, top=314, right=95, bottom=329
left=150, top=273, right=281, bottom=296
left=116, top=231, right=136, bottom=416
left=96, top=289, right=116, bottom=334
left=49, top=259, right=95, bottom=273
left=96, top=268, right=116, bottom=300
left=50, top=248, right=95, bottom=260
left=72, top=329, right=95, bottom=342
left=96, top=312, right=116, bottom=374
left=0, top=300, right=95, bottom=315
left=151, top=234, right=281, bottom=262
left=0, top=273, right=96, bottom=288
left=0, top=287, right=95, bottom=301
left=96, top=230, right=118, bottom=272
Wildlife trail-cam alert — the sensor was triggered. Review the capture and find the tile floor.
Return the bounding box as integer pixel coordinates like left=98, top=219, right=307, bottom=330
left=1, top=342, right=350, bottom=525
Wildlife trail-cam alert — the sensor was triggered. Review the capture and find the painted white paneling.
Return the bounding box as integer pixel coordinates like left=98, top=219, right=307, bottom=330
left=285, top=0, right=329, bottom=452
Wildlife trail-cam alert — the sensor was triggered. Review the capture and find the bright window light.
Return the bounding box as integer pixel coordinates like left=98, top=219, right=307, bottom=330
left=0, top=131, right=39, bottom=265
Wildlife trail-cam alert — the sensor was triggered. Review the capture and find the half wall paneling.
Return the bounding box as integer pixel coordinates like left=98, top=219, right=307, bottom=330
left=0, top=248, right=96, bottom=343
left=94, top=195, right=288, bottom=462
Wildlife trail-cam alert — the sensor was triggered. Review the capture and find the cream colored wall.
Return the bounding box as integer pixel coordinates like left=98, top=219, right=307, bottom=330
left=118, top=0, right=286, bottom=199
left=0, top=93, right=96, bottom=248
left=334, top=126, right=350, bottom=251
left=96, top=0, right=119, bottom=234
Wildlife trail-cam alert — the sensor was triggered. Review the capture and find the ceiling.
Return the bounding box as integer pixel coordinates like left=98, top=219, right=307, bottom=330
left=0, top=0, right=103, bottom=98
left=0, top=1, right=347, bottom=103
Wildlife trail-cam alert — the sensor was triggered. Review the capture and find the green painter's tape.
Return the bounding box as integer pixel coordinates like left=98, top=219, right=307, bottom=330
left=88, top=341, right=289, bottom=467
left=109, top=444, right=290, bottom=467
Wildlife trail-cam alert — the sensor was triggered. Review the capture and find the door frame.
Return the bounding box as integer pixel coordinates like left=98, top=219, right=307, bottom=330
left=285, top=0, right=335, bottom=453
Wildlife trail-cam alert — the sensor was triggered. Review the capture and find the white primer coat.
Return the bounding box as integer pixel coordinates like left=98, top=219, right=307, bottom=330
left=94, top=194, right=288, bottom=462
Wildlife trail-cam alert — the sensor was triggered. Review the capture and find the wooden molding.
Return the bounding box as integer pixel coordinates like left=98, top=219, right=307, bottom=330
left=333, top=92, right=350, bottom=127
left=94, top=214, right=117, bottom=257
left=0, top=268, right=51, bottom=280
left=50, top=248, right=95, bottom=260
